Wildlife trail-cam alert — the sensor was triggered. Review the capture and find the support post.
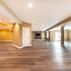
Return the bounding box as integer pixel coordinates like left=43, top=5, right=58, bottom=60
left=61, top=26, right=64, bottom=47
left=45, top=32, right=47, bottom=40
left=48, top=31, right=50, bottom=41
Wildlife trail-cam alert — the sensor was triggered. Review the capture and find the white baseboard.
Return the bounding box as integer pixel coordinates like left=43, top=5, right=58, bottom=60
left=21, top=44, right=32, bottom=48
left=13, top=44, right=32, bottom=49
left=12, top=44, right=23, bottom=49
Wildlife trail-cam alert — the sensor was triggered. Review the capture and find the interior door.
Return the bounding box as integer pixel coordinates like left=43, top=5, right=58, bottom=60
left=22, top=27, right=31, bottom=47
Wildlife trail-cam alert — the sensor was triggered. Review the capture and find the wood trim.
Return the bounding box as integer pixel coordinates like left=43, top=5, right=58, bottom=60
left=12, top=44, right=23, bottom=49
left=0, top=40, right=13, bottom=42
left=21, top=22, right=31, bottom=27
left=61, top=26, right=64, bottom=47
left=45, top=17, right=71, bottom=31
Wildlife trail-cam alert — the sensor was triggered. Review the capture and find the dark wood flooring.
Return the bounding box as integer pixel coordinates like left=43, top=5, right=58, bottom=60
left=0, top=40, right=71, bottom=71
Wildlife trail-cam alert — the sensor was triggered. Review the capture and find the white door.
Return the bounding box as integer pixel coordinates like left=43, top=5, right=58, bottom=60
left=22, top=27, right=31, bottom=47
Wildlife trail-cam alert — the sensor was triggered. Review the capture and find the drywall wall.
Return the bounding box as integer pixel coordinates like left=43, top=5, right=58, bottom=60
left=0, top=30, right=13, bottom=42
left=50, top=31, right=55, bottom=41
left=13, top=24, right=22, bottom=47
left=64, top=30, right=69, bottom=41
left=50, top=30, right=69, bottom=41
left=68, top=30, right=71, bottom=41
left=13, top=22, right=32, bottom=48
left=41, top=32, right=45, bottom=40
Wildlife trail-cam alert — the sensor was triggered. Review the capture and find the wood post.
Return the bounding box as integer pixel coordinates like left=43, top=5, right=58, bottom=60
left=48, top=31, right=50, bottom=41
left=61, top=26, right=64, bottom=47
left=45, top=32, right=47, bottom=40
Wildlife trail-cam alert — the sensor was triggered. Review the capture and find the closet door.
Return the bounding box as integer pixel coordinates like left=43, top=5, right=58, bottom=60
left=22, top=27, right=31, bottom=47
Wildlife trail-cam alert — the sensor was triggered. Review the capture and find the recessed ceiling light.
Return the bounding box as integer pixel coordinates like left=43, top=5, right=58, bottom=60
left=56, top=20, right=58, bottom=23
left=42, top=24, right=44, bottom=27
left=28, top=3, right=33, bottom=8
left=10, top=20, right=14, bottom=23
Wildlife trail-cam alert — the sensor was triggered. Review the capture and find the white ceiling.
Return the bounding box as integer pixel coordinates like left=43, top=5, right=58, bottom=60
left=0, top=0, right=71, bottom=31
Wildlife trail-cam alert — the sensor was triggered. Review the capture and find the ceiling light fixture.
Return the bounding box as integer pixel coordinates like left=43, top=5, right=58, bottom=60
left=56, top=20, right=58, bottom=23
left=28, top=3, right=33, bottom=8
left=42, top=24, right=44, bottom=27
left=10, top=20, right=14, bottom=23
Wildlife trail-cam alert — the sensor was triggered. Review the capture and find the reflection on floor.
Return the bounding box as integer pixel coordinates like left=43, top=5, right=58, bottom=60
left=0, top=40, right=71, bottom=71
left=65, top=41, right=71, bottom=48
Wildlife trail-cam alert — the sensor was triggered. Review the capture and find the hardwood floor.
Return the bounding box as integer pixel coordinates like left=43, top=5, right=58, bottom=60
left=0, top=40, right=71, bottom=71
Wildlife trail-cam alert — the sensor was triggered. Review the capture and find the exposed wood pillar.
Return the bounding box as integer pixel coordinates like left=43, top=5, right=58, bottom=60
left=67, top=31, right=69, bottom=41
left=48, top=31, right=50, bottom=41
left=45, top=31, right=47, bottom=40
left=61, top=26, right=64, bottom=47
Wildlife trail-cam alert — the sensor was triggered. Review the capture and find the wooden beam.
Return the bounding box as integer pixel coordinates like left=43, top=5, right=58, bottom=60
left=61, top=26, right=64, bottom=47
left=45, top=17, right=71, bottom=31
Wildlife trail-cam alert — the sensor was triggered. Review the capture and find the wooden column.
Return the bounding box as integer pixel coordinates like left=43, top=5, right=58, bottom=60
left=45, top=32, right=47, bottom=40
left=61, top=26, right=64, bottom=47
left=48, top=31, right=50, bottom=41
